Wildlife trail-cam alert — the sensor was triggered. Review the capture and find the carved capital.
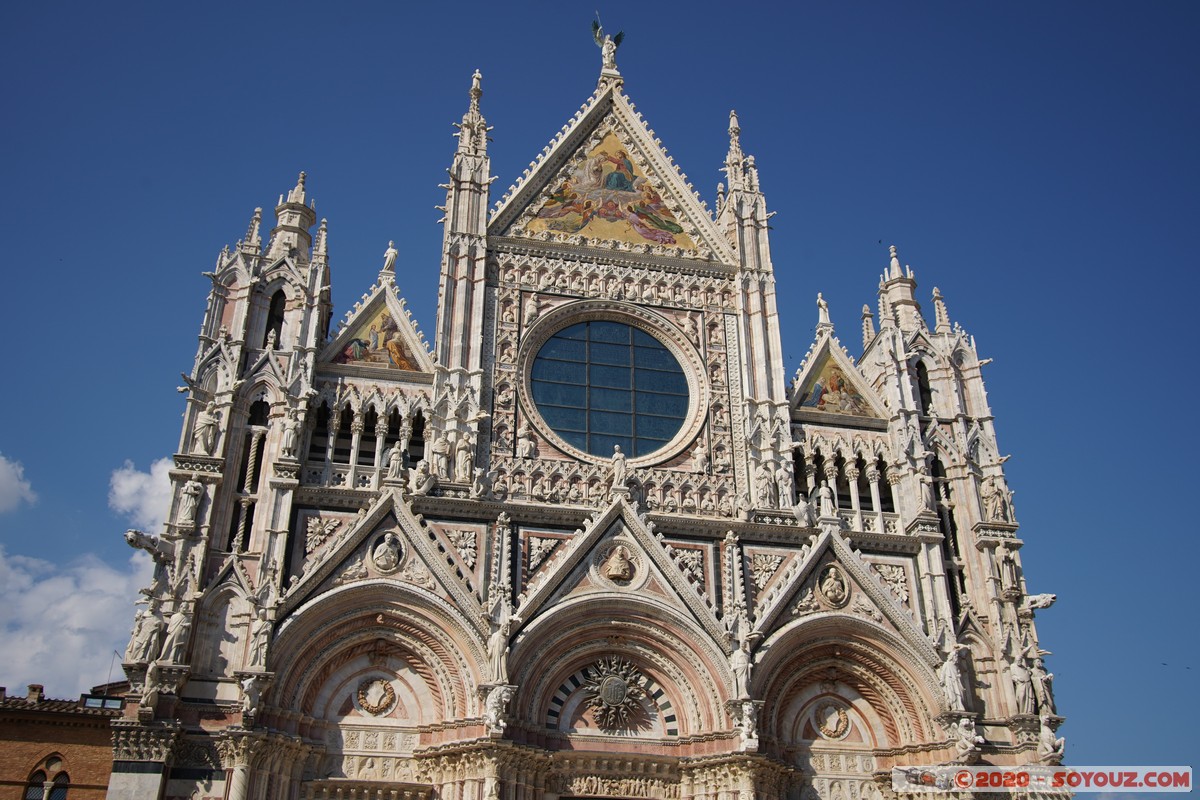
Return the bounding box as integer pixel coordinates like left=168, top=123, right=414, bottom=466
left=215, top=730, right=267, bottom=769
left=111, top=719, right=181, bottom=762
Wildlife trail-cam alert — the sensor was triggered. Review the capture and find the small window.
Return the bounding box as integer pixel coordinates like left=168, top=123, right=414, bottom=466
left=24, top=771, right=46, bottom=800
left=49, top=773, right=68, bottom=800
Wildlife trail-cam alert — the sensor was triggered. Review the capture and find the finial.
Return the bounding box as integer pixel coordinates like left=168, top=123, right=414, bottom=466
left=729, top=109, right=740, bottom=136
left=287, top=171, right=307, bottom=204
left=888, top=244, right=902, bottom=279
left=314, top=218, right=328, bottom=258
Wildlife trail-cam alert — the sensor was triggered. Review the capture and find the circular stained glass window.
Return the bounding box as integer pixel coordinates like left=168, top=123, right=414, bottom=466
left=530, top=320, right=689, bottom=458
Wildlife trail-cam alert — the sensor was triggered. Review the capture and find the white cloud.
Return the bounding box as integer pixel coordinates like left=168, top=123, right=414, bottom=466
left=0, top=452, right=36, bottom=512
left=108, top=457, right=173, bottom=531
left=0, top=546, right=153, bottom=697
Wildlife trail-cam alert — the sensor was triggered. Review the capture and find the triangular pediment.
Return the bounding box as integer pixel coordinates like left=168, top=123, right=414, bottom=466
left=490, top=85, right=737, bottom=266
left=755, top=531, right=937, bottom=664
left=513, top=499, right=726, bottom=645
left=318, top=277, right=433, bottom=374
left=791, top=334, right=888, bottom=420
left=278, top=489, right=484, bottom=635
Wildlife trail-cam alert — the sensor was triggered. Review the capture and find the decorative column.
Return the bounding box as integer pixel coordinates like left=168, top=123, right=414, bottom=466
left=844, top=462, right=862, bottom=530
left=347, top=410, right=365, bottom=487
left=866, top=464, right=884, bottom=531
left=369, top=417, right=388, bottom=491
left=217, top=730, right=265, bottom=800
left=324, top=406, right=342, bottom=482
left=106, top=720, right=181, bottom=800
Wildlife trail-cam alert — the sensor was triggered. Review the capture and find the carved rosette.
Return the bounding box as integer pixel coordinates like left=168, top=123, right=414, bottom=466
left=814, top=701, right=850, bottom=740
left=581, top=656, right=648, bottom=731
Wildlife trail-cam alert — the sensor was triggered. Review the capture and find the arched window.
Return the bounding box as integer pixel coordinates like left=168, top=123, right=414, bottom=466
left=49, top=773, right=68, bottom=800
left=915, top=361, right=934, bottom=416
left=263, top=289, right=286, bottom=349
left=24, top=771, right=46, bottom=800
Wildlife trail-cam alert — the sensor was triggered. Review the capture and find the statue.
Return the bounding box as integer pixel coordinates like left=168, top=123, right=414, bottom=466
left=382, top=240, right=398, bottom=272
left=754, top=460, right=777, bottom=508
left=385, top=441, right=404, bottom=480
left=409, top=460, right=436, bottom=496
left=1024, top=593, right=1057, bottom=610
left=523, top=295, right=540, bottom=324
left=794, top=491, right=815, bottom=527
left=177, top=477, right=203, bottom=527
left=455, top=434, right=473, bottom=483
left=1037, top=714, right=1065, bottom=762
left=240, top=675, right=262, bottom=717
left=950, top=716, right=984, bottom=763
left=981, top=475, right=1008, bottom=521
left=774, top=459, right=795, bottom=508
left=818, top=480, right=835, bottom=517
left=487, top=601, right=518, bottom=683
left=1029, top=655, right=1056, bottom=714
left=729, top=639, right=752, bottom=699
left=158, top=602, right=193, bottom=664
left=591, top=18, right=624, bottom=72
left=516, top=423, right=535, bottom=459
left=280, top=411, right=300, bottom=459
left=192, top=402, right=219, bottom=454
left=817, top=292, right=830, bottom=326
left=939, top=643, right=969, bottom=711
left=608, top=445, right=628, bottom=492
left=431, top=434, right=451, bottom=478
left=1010, top=656, right=1035, bottom=715
left=247, top=609, right=271, bottom=668
left=997, top=544, right=1018, bottom=593
left=694, top=448, right=709, bottom=475
left=125, top=601, right=164, bottom=663
left=737, top=700, right=759, bottom=743
left=372, top=533, right=402, bottom=572
left=484, top=684, right=515, bottom=734
left=471, top=467, right=494, bottom=499
left=140, top=660, right=162, bottom=713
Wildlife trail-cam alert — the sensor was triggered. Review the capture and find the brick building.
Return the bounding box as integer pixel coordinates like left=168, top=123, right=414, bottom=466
left=0, top=684, right=123, bottom=800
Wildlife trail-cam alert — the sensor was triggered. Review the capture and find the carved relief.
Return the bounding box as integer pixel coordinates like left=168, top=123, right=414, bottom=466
left=446, top=529, right=478, bottom=568
left=749, top=553, right=783, bottom=590
left=305, top=517, right=341, bottom=553
left=817, top=565, right=850, bottom=608
left=581, top=656, right=648, bottom=731
left=814, top=701, right=850, bottom=740
left=871, top=563, right=909, bottom=605
left=356, top=678, right=398, bottom=716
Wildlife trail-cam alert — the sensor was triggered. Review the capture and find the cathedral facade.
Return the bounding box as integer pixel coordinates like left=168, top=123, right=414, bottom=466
left=108, top=44, right=1063, bottom=800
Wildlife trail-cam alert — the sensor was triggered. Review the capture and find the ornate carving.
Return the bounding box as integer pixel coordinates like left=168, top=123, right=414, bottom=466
left=817, top=565, right=850, bottom=608
left=447, top=529, right=478, bottom=568
left=815, top=701, right=850, bottom=739
left=871, top=563, right=909, bottom=604
left=371, top=533, right=404, bottom=574
left=110, top=720, right=180, bottom=762
left=528, top=536, right=559, bottom=573
left=749, top=553, right=783, bottom=590
left=356, top=678, right=398, bottom=716
left=581, top=656, right=648, bottom=731
left=305, top=517, right=340, bottom=553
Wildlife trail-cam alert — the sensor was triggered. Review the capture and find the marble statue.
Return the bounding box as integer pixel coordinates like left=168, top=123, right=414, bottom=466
left=818, top=480, right=835, bottom=517
left=247, top=609, right=270, bottom=668
left=125, top=601, right=164, bottom=663
left=382, top=240, right=398, bottom=272
left=385, top=441, right=404, bottom=479
left=192, top=402, right=219, bottom=455
left=940, top=643, right=969, bottom=711
left=608, top=445, right=628, bottom=491
left=455, top=434, right=473, bottom=483
left=159, top=603, right=193, bottom=664
left=177, top=477, right=203, bottom=527
left=280, top=411, right=299, bottom=459
left=409, top=460, right=436, bottom=496
left=372, top=533, right=402, bottom=572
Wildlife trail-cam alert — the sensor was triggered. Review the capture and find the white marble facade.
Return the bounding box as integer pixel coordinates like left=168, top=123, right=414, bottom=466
left=109, top=40, right=1062, bottom=800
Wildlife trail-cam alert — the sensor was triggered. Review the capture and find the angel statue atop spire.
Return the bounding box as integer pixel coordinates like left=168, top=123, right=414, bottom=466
left=592, top=16, right=624, bottom=71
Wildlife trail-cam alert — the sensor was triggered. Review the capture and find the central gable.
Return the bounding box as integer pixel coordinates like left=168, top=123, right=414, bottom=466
left=514, top=128, right=697, bottom=250
left=490, top=86, right=737, bottom=267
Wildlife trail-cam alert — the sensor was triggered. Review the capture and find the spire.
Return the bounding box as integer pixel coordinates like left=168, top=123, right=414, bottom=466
left=932, top=287, right=952, bottom=334
left=240, top=207, right=263, bottom=254
left=312, top=218, right=328, bottom=262
left=454, top=70, right=489, bottom=157
left=861, top=304, right=876, bottom=349
left=725, top=110, right=746, bottom=190
left=266, top=171, right=317, bottom=261
left=879, top=244, right=923, bottom=332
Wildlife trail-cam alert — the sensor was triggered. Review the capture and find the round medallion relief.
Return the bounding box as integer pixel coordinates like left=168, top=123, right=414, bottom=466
left=370, top=532, right=404, bottom=575
left=591, top=542, right=644, bottom=589
left=356, top=678, right=397, bottom=716
left=817, top=564, right=850, bottom=608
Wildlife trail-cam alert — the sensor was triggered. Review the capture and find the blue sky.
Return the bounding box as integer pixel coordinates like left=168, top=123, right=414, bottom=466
left=1, top=1, right=1196, bottom=767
